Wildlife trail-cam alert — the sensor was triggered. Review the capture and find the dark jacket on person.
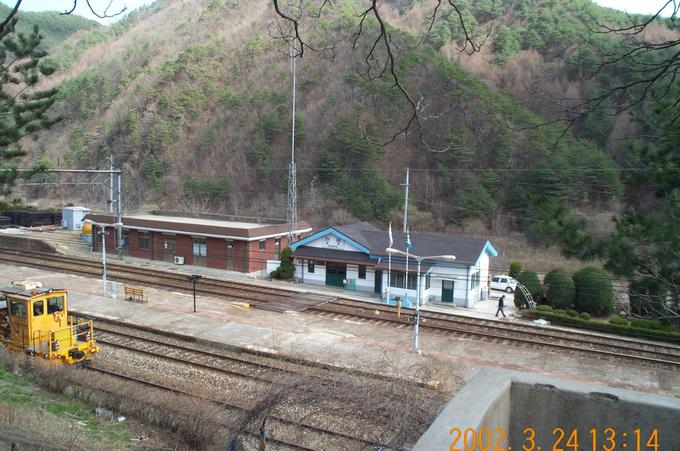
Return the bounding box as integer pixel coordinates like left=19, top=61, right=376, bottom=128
left=498, top=296, right=505, bottom=308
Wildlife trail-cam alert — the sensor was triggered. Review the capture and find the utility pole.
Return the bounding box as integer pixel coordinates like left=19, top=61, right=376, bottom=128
left=116, top=170, right=123, bottom=258
left=402, top=168, right=410, bottom=233
left=287, top=44, right=298, bottom=240
left=108, top=155, right=114, bottom=214
left=101, top=226, right=107, bottom=296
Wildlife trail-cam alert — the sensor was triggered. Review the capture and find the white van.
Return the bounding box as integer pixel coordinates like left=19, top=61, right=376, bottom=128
left=491, top=275, right=517, bottom=293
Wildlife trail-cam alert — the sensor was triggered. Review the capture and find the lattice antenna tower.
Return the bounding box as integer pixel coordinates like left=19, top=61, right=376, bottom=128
left=287, top=43, right=298, bottom=239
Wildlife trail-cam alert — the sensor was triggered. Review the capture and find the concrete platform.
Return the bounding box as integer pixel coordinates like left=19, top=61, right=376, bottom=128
left=0, top=261, right=676, bottom=401
left=415, top=368, right=680, bottom=450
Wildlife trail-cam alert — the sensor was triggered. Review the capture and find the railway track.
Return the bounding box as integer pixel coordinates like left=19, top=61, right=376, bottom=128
left=3, top=246, right=678, bottom=368
left=82, top=365, right=324, bottom=450
left=0, top=247, right=324, bottom=308
left=88, top=320, right=433, bottom=450
left=312, top=299, right=680, bottom=368
left=93, top=320, right=445, bottom=395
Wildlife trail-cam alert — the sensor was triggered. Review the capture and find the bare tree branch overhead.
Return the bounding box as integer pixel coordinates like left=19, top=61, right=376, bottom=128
left=62, top=0, right=127, bottom=19
left=562, top=1, right=680, bottom=127
left=271, top=0, right=496, bottom=151
left=0, top=0, right=21, bottom=36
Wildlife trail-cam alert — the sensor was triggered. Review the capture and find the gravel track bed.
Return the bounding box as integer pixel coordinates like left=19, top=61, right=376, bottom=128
left=93, top=345, right=421, bottom=449
left=327, top=299, right=680, bottom=366
left=94, top=321, right=443, bottom=401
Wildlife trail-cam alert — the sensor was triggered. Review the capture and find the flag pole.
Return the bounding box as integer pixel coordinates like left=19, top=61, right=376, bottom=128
left=405, top=227, right=409, bottom=307
left=387, top=222, right=392, bottom=304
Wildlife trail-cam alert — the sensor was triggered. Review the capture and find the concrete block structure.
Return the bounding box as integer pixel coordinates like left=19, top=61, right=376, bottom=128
left=61, top=206, right=91, bottom=231
left=289, top=223, right=497, bottom=307
left=86, top=211, right=312, bottom=273
left=415, top=368, right=680, bottom=450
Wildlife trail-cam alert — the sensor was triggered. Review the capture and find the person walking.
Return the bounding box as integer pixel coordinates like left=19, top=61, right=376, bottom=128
left=496, top=295, right=506, bottom=318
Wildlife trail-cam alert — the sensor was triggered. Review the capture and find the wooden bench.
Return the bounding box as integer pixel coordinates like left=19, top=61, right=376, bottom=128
left=124, top=286, right=148, bottom=304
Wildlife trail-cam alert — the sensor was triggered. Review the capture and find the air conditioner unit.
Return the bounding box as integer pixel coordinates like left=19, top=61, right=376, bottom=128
left=174, top=256, right=184, bottom=265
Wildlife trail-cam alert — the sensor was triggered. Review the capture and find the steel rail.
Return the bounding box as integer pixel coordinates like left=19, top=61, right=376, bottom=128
left=335, top=298, right=680, bottom=357
left=311, top=301, right=680, bottom=367
left=86, top=361, right=385, bottom=449
left=83, top=365, right=318, bottom=451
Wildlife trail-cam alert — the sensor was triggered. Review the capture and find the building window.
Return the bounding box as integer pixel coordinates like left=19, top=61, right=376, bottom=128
left=308, top=260, right=315, bottom=273
left=358, top=265, right=366, bottom=279
left=389, top=271, right=416, bottom=290
left=471, top=272, right=480, bottom=290
left=193, top=237, right=207, bottom=266
left=275, top=238, right=281, bottom=257
left=138, top=232, right=150, bottom=250
left=121, top=230, right=129, bottom=248
left=425, top=273, right=431, bottom=290
left=259, top=240, right=266, bottom=251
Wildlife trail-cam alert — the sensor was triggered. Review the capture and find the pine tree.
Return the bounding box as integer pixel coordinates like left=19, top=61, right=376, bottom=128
left=553, top=96, right=680, bottom=324
left=0, top=11, right=61, bottom=194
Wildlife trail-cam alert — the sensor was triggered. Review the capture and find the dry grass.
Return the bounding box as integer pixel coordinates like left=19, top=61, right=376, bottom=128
left=0, top=403, right=89, bottom=450
left=10, top=356, right=225, bottom=449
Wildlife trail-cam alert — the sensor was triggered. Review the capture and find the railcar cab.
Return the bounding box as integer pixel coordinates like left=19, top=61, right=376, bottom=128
left=0, top=281, right=99, bottom=364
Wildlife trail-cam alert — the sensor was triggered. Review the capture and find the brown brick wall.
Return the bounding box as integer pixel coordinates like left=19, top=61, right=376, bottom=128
left=151, top=232, right=164, bottom=260
left=128, top=229, right=152, bottom=259
left=92, top=226, right=117, bottom=253
left=232, top=240, right=246, bottom=272
left=104, top=227, right=294, bottom=273
left=247, top=237, right=285, bottom=273
left=207, top=237, right=226, bottom=270
left=176, top=235, right=193, bottom=265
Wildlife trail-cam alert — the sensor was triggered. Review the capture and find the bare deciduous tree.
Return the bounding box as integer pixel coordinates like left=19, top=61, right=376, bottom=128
left=271, top=0, right=496, bottom=151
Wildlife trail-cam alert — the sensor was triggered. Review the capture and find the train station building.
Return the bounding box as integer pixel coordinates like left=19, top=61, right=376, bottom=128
left=86, top=212, right=312, bottom=273
left=289, top=223, right=497, bottom=308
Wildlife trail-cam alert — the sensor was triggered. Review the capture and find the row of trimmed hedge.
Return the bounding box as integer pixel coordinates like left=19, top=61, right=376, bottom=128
left=525, top=309, right=680, bottom=344
left=512, top=265, right=614, bottom=316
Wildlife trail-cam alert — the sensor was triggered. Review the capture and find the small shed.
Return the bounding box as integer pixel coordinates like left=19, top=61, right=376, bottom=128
left=61, top=207, right=91, bottom=231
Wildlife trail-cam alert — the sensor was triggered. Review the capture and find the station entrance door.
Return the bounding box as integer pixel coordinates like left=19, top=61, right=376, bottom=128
left=325, top=263, right=346, bottom=287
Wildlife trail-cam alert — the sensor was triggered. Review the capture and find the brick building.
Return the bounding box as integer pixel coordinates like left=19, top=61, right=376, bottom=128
left=86, top=212, right=312, bottom=273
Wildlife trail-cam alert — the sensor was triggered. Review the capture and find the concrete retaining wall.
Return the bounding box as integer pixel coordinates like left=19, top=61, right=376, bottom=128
left=414, top=368, right=680, bottom=450
left=0, top=234, right=57, bottom=254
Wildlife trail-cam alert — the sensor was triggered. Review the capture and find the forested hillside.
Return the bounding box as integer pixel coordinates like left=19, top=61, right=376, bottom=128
left=0, top=3, right=99, bottom=49
left=20, top=0, right=674, bottom=236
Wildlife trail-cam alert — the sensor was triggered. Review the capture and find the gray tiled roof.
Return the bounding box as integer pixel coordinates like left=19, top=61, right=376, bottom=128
left=333, top=223, right=491, bottom=264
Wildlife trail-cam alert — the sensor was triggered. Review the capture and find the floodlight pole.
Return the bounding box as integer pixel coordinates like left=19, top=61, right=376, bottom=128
left=86, top=219, right=123, bottom=297
left=414, top=257, right=422, bottom=352
left=386, top=248, right=455, bottom=353
left=100, top=225, right=107, bottom=296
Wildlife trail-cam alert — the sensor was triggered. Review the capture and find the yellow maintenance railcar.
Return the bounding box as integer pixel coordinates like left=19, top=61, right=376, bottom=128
left=0, top=281, right=98, bottom=364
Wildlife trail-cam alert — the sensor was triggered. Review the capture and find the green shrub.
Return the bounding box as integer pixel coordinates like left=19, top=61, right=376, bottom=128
left=272, top=247, right=295, bottom=280
left=609, top=316, right=629, bottom=326
left=515, top=269, right=541, bottom=308
left=579, top=312, right=591, bottom=321
left=509, top=261, right=522, bottom=279
left=630, top=319, right=672, bottom=332
left=566, top=309, right=579, bottom=318
left=573, top=266, right=613, bottom=316
left=523, top=310, right=680, bottom=344
left=536, top=305, right=553, bottom=312
left=544, top=268, right=575, bottom=309
left=553, top=309, right=567, bottom=316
